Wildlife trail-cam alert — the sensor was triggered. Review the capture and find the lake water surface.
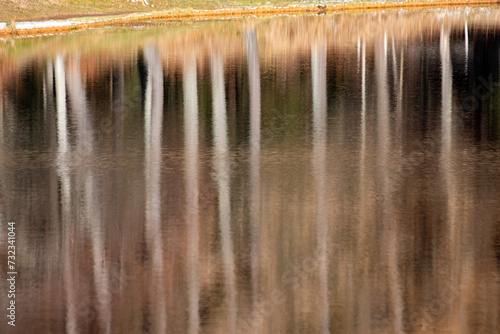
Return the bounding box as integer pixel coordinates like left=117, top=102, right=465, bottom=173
left=0, top=7, right=499, bottom=334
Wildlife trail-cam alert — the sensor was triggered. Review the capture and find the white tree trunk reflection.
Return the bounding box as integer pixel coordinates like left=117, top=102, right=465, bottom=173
left=360, top=38, right=367, bottom=192
left=144, top=45, right=167, bottom=333
left=56, top=56, right=69, bottom=156
left=440, top=25, right=454, bottom=242
left=357, top=37, right=372, bottom=333
left=440, top=25, right=462, bottom=329
left=395, top=46, right=404, bottom=151
left=67, top=55, right=112, bottom=334
left=183, top=52, right=200, bottom=334
left=246, top=29, right=261, bottom=311
left=440, top=25, right=452, bottom=181
left=376, top=33, right=402, bottom=334
left=55, top=55, right=77, bottom=334
left=67, top=56, right=93, bottom=154
left=211, top=53, right=237, bottom=333
left=391, top=35, right=404, bottom=149
left=376, top=33, right=390, bottom=185
left=311, top=42, right=329, bottom=334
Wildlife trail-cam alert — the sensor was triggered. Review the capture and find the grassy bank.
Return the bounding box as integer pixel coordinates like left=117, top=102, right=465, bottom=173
left=3, top=0, right=499, bottom=22
left=2, top=0, right=295, bottom=21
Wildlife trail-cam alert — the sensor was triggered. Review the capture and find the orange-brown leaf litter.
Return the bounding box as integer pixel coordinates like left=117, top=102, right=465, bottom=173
left=1, top=0, right=499, bottom=37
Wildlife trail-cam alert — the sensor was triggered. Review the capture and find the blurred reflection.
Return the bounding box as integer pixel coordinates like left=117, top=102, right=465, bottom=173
left=68, top=54, right=112, bottom=334
left=440, top=23, right=462, bottom=331
left=357, top=36, right=371, bottom=334
left=55, top=55, right=77, bottom=334
left=464, top=18, right=469, bottom=74
left=143, top=45, right=167, bottom=333
left=311, top=42, right=329, bottom=334
left=211, top=52, right=237, bottom=333
left=112, top=62, right=124, bottom=152
left=55, top=55, right=69, bottom=157
left=246, top=29, right=261, bottom=313
left=0, top=7, right=499, bottom=334
left=375, top=31, right=403, bottom=333
left=183, top=52, right=200, bottom=334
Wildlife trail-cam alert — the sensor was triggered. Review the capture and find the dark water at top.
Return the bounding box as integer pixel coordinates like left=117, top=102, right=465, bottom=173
left=0, top=6, right=499, bottom=334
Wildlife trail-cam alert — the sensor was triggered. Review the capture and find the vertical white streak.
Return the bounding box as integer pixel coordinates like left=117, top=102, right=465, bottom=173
left=67, top=56, right=112, bottom=334
left=55, top=55, right=76, bottom=334
left=43, top=63, right=49, bottom=122
left=312, top=43, right=329, bottom=334
left=361, top=40, right=366, bottom=169
left=441, top=27, right=452, bottom=164
left=55, top=55, right=68, bottom=156
left=211, top=53, right=236, bottom=333
left=144, top=46, right=167, bottom=334
left=391, top=34, right=399, bottom=100
left=358, top=38, right=371, bottom=333
left=396, top=47, right=404, bottom=152
left=441, top=25, right=459, bottom=331
left=183, top=53, right=200, bottom=334
left=246, top=29, right=261, bottom=310
left=377, top=32, right=390, bottom=176
left=376, top=33, right=390, bottom=193
left=376, top=32, right=403, bottom=334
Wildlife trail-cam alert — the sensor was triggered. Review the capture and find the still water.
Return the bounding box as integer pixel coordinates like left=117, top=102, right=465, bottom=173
left=0, top=7, right=499, bottom=334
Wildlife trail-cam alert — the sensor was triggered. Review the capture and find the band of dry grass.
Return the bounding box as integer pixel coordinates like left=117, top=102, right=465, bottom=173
left=1, top=0, right=499, bottom=37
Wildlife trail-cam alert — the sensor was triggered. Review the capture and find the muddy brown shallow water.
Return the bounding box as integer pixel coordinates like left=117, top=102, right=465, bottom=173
left=0, top=7, right=499, bottom=334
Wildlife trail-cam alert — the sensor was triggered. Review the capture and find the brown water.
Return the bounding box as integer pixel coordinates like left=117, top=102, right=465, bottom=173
left=0, top=7, right=499, bottom=334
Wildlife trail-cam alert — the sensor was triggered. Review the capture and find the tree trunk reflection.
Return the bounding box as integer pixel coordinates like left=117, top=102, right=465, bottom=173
left=183, top=52, right=200, bottom=334
left=143, top=45, right=167, bottom=334
left=312, top=42, right=329, bottom=334
left=211, top=52, right=237, bottom=333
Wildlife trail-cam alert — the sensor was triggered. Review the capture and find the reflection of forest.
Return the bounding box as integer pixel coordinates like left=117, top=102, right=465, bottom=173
left=0, top=7, right=499, bottom=334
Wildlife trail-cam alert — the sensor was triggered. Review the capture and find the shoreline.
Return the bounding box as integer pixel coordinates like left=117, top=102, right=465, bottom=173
left=1, top=0, right=499, bottom=38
